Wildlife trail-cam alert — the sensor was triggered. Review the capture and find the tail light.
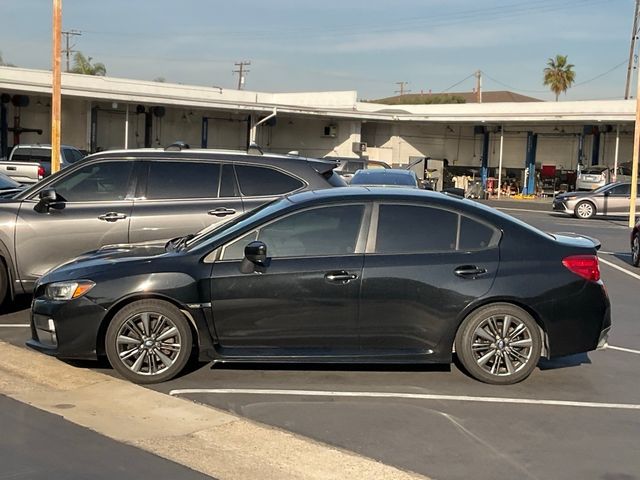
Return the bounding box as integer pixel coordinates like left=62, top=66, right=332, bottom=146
left=562, top=255, right=600, bottom=282
left=37, top=166, right=45, bottom=179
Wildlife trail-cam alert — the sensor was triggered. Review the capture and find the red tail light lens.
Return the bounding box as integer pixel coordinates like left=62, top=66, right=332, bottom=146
left=562, top=255, right=600, bottom=282
left=37, top=166, right=45, bottom=178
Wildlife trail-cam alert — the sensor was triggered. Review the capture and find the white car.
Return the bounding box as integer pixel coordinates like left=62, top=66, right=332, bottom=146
left=576, top=165, right=631, bottom=191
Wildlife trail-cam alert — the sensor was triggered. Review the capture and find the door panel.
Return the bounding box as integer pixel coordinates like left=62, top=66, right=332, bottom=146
left=359, top=249, right=499, bottom=355
left=15, top=200, right=132, bottom=282
left=210, top=256, right=363, bottom=353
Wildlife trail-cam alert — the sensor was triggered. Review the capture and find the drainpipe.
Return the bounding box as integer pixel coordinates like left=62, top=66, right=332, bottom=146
left=249, top=107, right=277, bottom=145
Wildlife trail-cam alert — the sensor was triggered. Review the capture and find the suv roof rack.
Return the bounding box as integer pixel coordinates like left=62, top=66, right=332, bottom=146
left=165, top=141, right=190, bottom=151
left=247, top=142, right=263, bottom=156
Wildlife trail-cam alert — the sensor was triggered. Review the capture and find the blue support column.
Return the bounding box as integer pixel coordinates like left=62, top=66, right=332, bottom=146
left=481, top=130, right=489, bottom=188
left=591, top=130, right=601, bottom=166
left=523, top=131, right=537, bottom=195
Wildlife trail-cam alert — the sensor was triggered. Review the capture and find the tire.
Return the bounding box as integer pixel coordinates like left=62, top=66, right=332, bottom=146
left=574, top=200, right=595, bottom=219
left=105, top=299, right=193, bottom=384
left=0, top=260, right=8, bottom=307
left=632, top=232, right=640, bottom=267
left=455, top=303, right=542, bottom=385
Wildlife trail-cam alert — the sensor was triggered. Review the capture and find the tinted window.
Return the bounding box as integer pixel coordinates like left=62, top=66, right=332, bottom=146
left=219, top=164, right=238, bottom=197
left=608, top=184, right=631, bottom=195
left=11, top=148, right=31, bottom=162
left=63, top=148, right=83, bottom=164
left=351, top=171, right=417, bottom=186
left=343, top=161, right=364, bottom=173
left=222, top=205, right=364, bottom=259
left=235, top=165, right=304, bottom=196
left=52, top=161, right=133, bottom=202
left=146, top=161, right=220, bottom=199
left=376, top=204, right=458, bottom=253
left=459, top=216, right=499, bottom=251
left=0, top=173, right=20, bottom=189
left=30, top=148, right=52, bottom=163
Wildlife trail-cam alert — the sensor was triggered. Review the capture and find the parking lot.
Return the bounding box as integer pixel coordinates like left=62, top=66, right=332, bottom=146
left=1, top=201, right=639, bottom=480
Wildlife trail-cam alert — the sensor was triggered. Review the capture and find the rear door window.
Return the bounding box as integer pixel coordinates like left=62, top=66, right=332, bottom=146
left=374, top=204, right=499, bottom=254
left=607, top=184, right=631, bottom=196
left=235, top=165, right=304, bottom=197
left=145, top=161, right=220, bottom=199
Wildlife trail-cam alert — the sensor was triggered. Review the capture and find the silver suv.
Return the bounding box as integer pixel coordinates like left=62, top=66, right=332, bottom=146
left=0, top=147, right=343, bottom=304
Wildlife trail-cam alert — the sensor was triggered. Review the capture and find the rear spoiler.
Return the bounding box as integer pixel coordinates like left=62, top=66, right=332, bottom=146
left=308, top=158, right=339, bottom=175
left=553, top=232, right=602, bottom=250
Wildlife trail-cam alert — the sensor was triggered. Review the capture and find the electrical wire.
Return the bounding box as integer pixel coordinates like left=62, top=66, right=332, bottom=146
left=438, top=73, right=477, bottom=94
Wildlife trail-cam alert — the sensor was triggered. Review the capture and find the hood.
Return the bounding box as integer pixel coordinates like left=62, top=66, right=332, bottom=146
left=555, top=191, right=596, bottom=200
left=39, top=243, right=171, bottom=284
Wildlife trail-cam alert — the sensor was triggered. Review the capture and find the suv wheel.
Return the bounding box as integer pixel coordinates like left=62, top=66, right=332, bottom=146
left=105, top=299, right=193, bottom=384
left=632, top=232, right=640, bottom=267
left=455, top=304, right=542, bottom=385
left=574, top=201, right=595, bottom=219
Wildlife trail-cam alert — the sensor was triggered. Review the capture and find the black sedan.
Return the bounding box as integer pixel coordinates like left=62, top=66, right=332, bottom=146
left=28, top=188, right=611, bottom=385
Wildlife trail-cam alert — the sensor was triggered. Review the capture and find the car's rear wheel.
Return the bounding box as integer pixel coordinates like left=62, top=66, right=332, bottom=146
left=632, top=232, right=640, bottom=267
left=105, top=299, right=193, bottom=384
left=455, top=304, right=542, bottom=385
left=574, top=200, right=595, bottom=219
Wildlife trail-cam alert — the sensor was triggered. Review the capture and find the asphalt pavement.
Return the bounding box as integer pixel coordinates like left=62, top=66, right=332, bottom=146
left=1, top=201, right=639, bottom=480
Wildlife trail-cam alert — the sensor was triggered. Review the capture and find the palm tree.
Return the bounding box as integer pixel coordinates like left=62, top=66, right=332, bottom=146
left=543, top=54, right=576, bottom=101
left=70, top=52, right=106, bottom=76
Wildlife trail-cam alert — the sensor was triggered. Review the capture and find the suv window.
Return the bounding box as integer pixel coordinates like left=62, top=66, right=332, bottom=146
left=608, top=184, right=631, bottom=195
left=375, top=204, right=498, bottom=254
left=51, top=161, right=133, bottom=202
left=146, top=161, right=220, bottom=199
left=11, top=148, right=32, bottom=162
left=222, top=205, right=364, bottom=260
left=30, top=148, right=52, bottom=164
left=235, top=165, right=304, bottom=196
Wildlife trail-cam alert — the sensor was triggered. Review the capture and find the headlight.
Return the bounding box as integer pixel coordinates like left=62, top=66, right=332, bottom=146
left=45, top=281, right=95, bottom=301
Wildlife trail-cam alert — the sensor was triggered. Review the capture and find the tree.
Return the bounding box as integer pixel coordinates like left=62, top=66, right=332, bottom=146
left=543, top=54, right=576, bottom=101
left=70, top=52, right=106, bottom=76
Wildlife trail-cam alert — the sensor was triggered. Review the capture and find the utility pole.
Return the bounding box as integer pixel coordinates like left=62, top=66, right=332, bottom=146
left=233, top=61, right=251, bottom=90
left=395, top=82, right=410, bottom=96
left=61, top=29, right=81, bottom=72
left=625, top=0, right=640, bottom=99
left=475, top=70, right=483, bottom=103
left=51, top=0, right=62, bottom=174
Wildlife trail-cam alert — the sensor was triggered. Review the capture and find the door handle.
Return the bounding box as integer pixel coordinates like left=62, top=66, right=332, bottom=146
left=324, top=271, right=359, bottom=284
left=6, top=166, right=16, bottom=171
left=454, top=265, right=488, bottom=279
left=208, top=207, right=236, bottom=217
left=98, top=212, right=128, bottom=222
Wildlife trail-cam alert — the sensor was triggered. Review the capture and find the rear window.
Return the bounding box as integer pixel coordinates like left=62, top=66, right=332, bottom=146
left=351, top=171, right=417, bottom=186
left=581, top=168, right=606, bottom=175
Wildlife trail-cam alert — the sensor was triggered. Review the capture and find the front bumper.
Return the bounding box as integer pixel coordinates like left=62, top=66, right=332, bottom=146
left=27, top=296, right=108, bottom=360
left=552, top=199, right=572, bottom=214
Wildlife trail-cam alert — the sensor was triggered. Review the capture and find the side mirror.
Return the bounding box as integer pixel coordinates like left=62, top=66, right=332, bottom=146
left=240, top=241, right=270, bottom=274
left=39, top=188, right=57, bottom=203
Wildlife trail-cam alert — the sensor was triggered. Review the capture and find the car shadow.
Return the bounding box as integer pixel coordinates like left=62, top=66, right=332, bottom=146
left=537, top=352, right=591, bottom=370
left=0, top=294, right=31, bottom=315
left=208, top=362, right=451, bottom=374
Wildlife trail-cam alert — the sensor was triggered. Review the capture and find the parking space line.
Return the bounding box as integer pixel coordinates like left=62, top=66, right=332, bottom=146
left=598, top=257, right=640, bottom=281
left=495, top=207, right=550, bottom=214
left=169, top=388, right=640, bottom=411
left=0, top=324, right=30, bottom=328
left=609, top=345, right=640, bottom=355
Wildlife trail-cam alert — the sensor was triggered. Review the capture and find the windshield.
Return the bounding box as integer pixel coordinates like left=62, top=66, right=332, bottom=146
left=581, top=168, right=606, bottom=175
left=0, top=173, right=21, bottom=189
left=185, top=198, right=288, bottom=249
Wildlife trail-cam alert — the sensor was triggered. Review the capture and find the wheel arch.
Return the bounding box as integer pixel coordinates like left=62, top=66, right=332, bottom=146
left=96, top=293, right=201, bottom=357
left=449, top=299, right=550, bottom=358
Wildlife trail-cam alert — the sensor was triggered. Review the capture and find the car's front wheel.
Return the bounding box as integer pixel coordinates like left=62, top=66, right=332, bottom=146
left=632, top=232, right=640, bottom=267
left=105, top=299, right=193, bottom=384
left=574, top=200, right=595, bottom=219
left=455, top=303, right=542, bottom=385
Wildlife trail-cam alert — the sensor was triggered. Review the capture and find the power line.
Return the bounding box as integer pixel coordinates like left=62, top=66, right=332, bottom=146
left=439, top=73, right=476, bottom=94
left=395, top=82, right=410, bottom=96
left=574, top=59, right=628, bottom=87
left=61, top=29, right=81, bottom=72
left=233, top=61, right=250, bottom=90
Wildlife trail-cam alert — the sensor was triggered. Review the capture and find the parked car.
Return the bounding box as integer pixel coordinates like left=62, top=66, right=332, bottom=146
left=28, top=187, right=610, bottom=385
left=350, top=168, right=419, bottom=188
left=0, top=144, right=85, bottom=185
left=632, top=218, right=640, bottom=267
left=0, top=147, right=344, bottom=305
left=331, top=157, right=390, bottom=183
left=553, top=182, right=640, bottom=219
left=575, top=165, right=631, bottom=191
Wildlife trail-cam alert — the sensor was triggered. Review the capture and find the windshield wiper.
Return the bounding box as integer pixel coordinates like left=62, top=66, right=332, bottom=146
left=166, top=233, right=195, bottom=251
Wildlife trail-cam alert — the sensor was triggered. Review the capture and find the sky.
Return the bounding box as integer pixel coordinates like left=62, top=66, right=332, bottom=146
left=0, top=0, right=635, bottom=101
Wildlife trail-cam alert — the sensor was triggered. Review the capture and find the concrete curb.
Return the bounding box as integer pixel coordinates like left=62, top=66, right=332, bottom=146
left=0, top=341, right=428, bottom=480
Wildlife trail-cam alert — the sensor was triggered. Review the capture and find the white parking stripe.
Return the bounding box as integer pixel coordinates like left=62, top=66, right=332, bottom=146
left=169, top=388, right=640, bottom=411
left=495, top=207, right=550, bottom=214
left=599, top=257, right=640, bottom=281
left=609, top=345, right=640, bottom=355
left=0, top=324, right=30, bottom=328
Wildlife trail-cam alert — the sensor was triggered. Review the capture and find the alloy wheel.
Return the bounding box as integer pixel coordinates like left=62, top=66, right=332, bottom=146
left=115, top=311, right=182, bottom=376
left=471, top=314, right=533, bottom=377
left=576, top=202, right=594, bottom=219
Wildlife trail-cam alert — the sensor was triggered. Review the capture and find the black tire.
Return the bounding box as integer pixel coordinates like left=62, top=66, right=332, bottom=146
left=632, top=232, right=640, bottom=267
left=574, top=200, right=595, bottom=219
left=0, top=259, right=8, bottom=307
left=455, top=303, right=542, bottom=385
left=105, top=299, right=193, bottom=384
